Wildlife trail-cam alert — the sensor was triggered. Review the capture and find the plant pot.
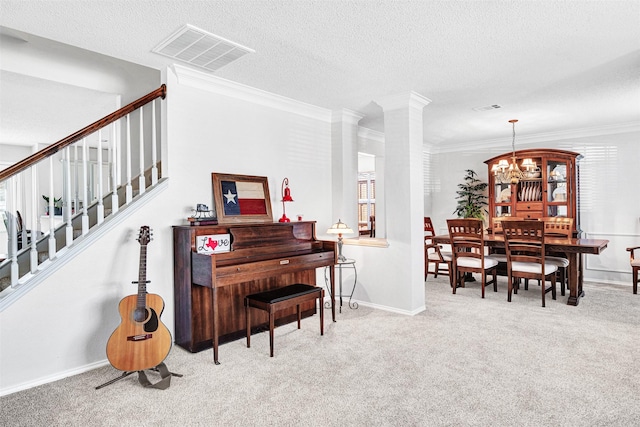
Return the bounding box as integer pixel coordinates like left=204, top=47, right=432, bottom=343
left=46, top=207, right=63, bottom=216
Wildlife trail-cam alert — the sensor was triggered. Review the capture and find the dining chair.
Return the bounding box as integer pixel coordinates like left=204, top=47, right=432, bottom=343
left=627, top=246, right=639, bottom=294
left=539, top=217, right=573, bottom=296
left=491, top=216, right=510, bottom=235
left=446, top=218, right=498, bottom=298
left=424, top=217, right=452, bottom=286
left=2, top=210, right=39, bottom=251
left=369, top=215, right=375, bottom=238
left=502, top=220, right=557, bottom=307
left=489, top=216, right=524, bottom=261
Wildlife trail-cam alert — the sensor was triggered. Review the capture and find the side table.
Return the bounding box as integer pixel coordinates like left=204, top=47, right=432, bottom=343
left=324, top=258, right=358, bottom=312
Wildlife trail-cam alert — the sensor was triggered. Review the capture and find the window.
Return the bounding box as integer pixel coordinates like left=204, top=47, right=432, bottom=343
left=358, top=172, right=375, bottom=233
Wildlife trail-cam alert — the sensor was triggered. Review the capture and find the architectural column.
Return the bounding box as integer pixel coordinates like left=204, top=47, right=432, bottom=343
left=376, top=91, right=431, bottom=312
left=331, top=109, right=363, bottom=234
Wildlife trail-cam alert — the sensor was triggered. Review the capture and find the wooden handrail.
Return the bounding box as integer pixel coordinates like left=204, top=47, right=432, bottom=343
left=0, top=84, right=166, bottom=182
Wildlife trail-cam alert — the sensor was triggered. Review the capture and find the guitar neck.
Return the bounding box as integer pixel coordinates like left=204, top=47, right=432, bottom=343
left=137, top=244, right=148, bottom=308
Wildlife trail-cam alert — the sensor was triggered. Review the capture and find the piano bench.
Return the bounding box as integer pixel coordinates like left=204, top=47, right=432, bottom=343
left=245, top=284, right=324, bottom=357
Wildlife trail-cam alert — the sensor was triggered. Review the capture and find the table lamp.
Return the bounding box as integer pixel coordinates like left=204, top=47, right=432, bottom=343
left=327, top=219, right=353, bottom=261
left=279, top=177, right=294, bottom=222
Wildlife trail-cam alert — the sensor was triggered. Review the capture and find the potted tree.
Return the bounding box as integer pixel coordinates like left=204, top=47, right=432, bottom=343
left=453, top=169, right=488, bottom=220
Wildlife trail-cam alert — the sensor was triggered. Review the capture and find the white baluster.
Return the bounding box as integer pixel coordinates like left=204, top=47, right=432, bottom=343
left=7, top=176, right=19, bottom=287
left=73, top=144, right=79, bottom=217
left=64, top=146, right=74, bottom=246
left=125, top=114, right=133, bottom=203
left=97, top=130, right=104, bottom=224
left=17, top=173, right=27, bottom=250
left=48, top=157, right=56, bottom=260
left=115, top=118, right=122, bottom=188
left=138, top=106, right=146, bottom=195
left=30, top=165, right=38, bottom=273
left=151, top=99, right=158, bottom=184
left=81, top=138, right=89, bottom=235
left=111, top=123, right=119, bottom=214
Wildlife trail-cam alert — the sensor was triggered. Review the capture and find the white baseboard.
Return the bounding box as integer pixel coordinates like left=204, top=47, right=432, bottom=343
left=0, top=359, right=110, bottom=397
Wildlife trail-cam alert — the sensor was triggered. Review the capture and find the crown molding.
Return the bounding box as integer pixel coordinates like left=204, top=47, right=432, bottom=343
left=358, top=126, right=385, bottom=143
left=331, top=108, right=364, bottom=124
left=422, top=143, right=437, bottom=154
left=375, top=91, right=432, bottom=112
left=432, top=121, right=640, bottom=154
left=172, top=64, right=332, bottom=122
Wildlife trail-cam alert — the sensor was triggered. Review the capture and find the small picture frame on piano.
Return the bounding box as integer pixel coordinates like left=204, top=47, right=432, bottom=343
left=211, top=173, right=273, bottom=224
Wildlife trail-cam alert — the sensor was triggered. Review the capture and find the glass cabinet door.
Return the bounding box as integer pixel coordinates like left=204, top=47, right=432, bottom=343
left=495, top=205, right=512, bottom=217
left=494, top=182, right=511, bottom=217
left=546, top=159, right=569, bottom=217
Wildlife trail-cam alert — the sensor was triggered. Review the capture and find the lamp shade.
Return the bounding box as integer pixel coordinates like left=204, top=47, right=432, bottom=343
left=327, top=219, right=354, bottom=235
left=282, top=186, right=293, bottom=202
left=521, top=158, right=534, bottom=167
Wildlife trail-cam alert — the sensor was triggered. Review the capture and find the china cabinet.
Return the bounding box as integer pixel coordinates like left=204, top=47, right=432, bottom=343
left=484, top=149, right=582, bottom=235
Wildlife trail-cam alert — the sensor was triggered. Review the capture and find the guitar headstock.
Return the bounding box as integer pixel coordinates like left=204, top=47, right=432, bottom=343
left=137, top=226, right=153, bottom=246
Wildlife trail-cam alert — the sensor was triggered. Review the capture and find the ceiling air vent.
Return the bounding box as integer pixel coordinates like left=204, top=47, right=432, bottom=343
left=153, top=24, right=254, bottom=72
left=472, top=104, right=502, bottom=112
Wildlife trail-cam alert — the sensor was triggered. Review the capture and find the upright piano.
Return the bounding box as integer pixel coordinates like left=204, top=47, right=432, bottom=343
left=173, top=221, right=336, bottom=363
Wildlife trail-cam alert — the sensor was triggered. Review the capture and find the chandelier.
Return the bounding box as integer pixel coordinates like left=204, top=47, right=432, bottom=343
left=491, top=119, right=536, bottom=184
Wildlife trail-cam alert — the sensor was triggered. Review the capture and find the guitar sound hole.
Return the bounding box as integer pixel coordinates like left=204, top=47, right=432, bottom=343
left=133, top=307, right=148, bottom=323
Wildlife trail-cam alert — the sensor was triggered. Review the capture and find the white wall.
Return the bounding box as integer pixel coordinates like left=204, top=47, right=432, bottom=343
left=165, top=65, right=334, bottom=230
left=1, top=30, right=158, bottom=105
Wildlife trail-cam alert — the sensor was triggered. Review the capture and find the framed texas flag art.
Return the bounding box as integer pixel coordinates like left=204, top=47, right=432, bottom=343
left=211, top=173, right=273, bottom=224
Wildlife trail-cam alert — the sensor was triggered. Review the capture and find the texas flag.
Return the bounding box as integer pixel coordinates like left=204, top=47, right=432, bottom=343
left=221, top=180, right=268, bottom=216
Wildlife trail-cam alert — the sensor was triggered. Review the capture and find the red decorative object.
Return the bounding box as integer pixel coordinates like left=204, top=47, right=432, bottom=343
left=279, top=177, right=294, bottom=222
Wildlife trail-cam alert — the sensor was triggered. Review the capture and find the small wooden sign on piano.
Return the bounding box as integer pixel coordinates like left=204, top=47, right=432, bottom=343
left=196, top=234, right=231, bottom=254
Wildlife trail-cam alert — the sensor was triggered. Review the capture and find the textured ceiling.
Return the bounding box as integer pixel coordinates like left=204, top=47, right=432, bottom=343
left=1, top=0, right=639, bottom=149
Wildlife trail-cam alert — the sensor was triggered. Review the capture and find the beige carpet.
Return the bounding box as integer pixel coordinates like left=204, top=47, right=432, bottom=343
left=1, top=276, right=638, bottom=426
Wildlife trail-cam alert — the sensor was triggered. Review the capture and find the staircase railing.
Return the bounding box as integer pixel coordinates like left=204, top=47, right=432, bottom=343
left=0, top=85, right=167, bottom=296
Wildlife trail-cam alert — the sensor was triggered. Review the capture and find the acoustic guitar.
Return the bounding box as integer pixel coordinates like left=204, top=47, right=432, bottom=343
left=106, top=226, right=171, bottom=372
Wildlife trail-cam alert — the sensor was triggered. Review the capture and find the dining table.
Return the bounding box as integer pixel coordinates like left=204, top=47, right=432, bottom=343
left=432, top=233, right=609, bottom=306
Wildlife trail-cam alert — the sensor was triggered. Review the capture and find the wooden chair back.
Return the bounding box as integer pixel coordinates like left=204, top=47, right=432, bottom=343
left=502, top=220, right=557, bottom=306
left=491, top=216, right=523, bottom=234
left=502, top=220, right=546, bottom=265
left=539, top=217, right=573, bottom=238
left=447, top=218, right=485, bottom=259
left=424, top=217, right=436, bottom=243
left=369, top=215, right=375, bottom=238
left=446, top=218, right=497, bottom=297
left=627, top=246, right=640, bottom=294
left=424, top=216, right=451, bottom=284
left=16, top=210, right=25, bottom=233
